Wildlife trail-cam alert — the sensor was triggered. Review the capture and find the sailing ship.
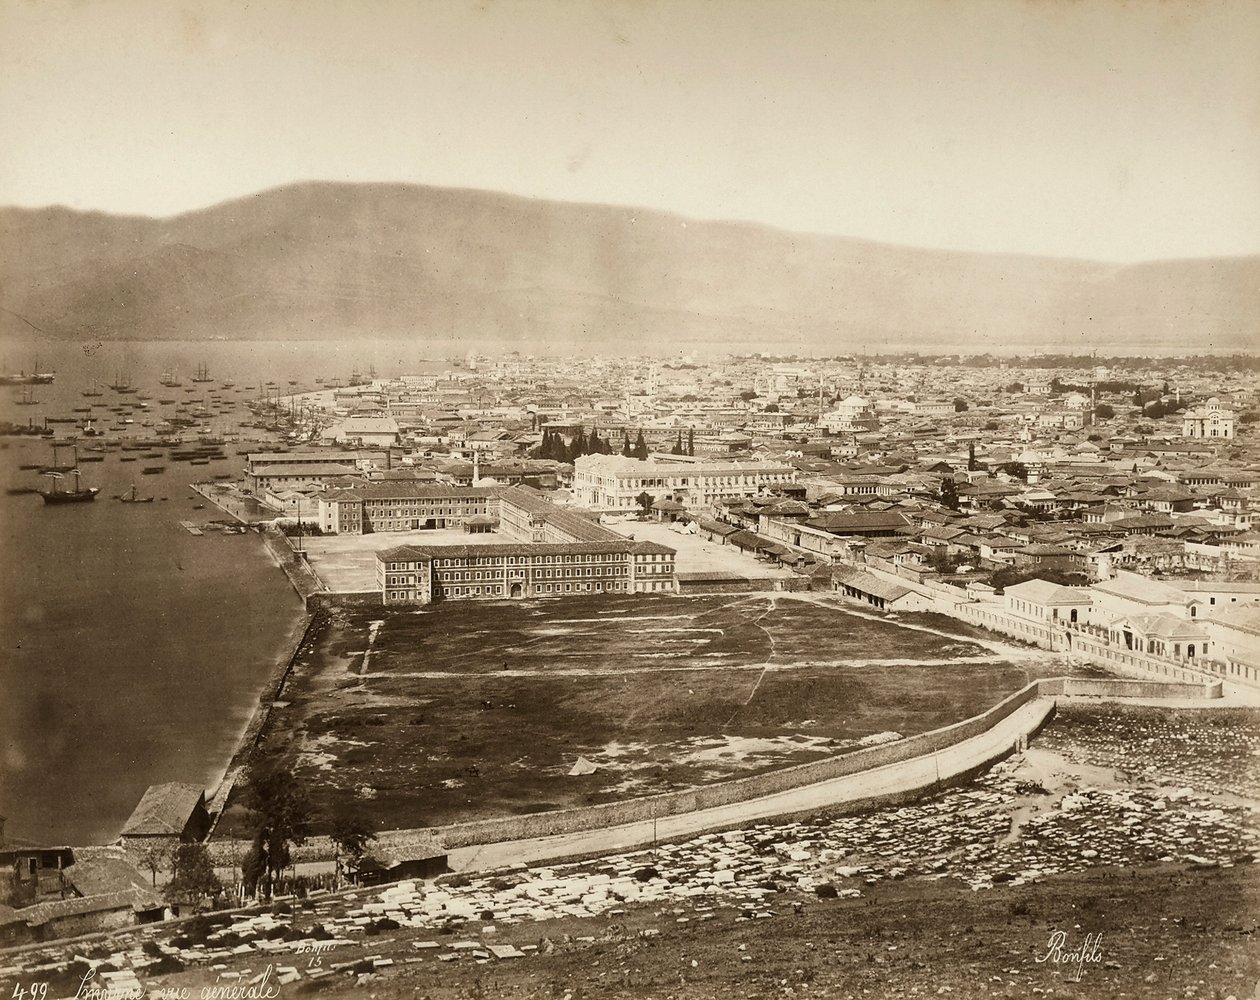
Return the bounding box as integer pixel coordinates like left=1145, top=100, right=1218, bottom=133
left=192, top=363, right=213, bottom=383
left=81, top=379, right=104, bottom=397
left=159, top=369, right=182, bottom=387
left=0, top=359, right=55, bottom=385
left=16, top=388, right=38, bottom=406
left=118, top=483, right=154, bottom=503
left=109, top=373, right=138, bottom=393
left=41, top=469, right=98, bottom=504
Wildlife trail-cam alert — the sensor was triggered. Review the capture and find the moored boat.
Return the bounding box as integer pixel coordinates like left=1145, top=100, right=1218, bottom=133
left=41, top=468, right=98, bottom=504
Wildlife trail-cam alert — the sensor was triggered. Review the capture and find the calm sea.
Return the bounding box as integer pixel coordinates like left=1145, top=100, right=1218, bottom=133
left=0, top=338, right=457, bottom=845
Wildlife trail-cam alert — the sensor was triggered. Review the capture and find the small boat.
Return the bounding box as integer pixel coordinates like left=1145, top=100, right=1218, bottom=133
left=142, top=466, right=164, bottom=474
left=118, top=481, right=154, bottom=503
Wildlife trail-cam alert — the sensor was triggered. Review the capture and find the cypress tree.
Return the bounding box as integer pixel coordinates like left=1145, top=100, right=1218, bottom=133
left=633, top=429, right=649, bottom=460
left=687, top=427, right=695, bottom=456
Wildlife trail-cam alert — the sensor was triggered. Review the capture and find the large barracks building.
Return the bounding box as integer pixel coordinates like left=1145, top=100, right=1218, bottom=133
left=359, top=485, right=676, bottom=605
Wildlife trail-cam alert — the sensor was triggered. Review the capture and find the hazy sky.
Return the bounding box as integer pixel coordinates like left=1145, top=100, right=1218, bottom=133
left=2, top=0, right=1257, bottom=261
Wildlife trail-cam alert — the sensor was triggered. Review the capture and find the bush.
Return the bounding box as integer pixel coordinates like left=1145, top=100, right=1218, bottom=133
left=147, top=955, right=186, bottom=976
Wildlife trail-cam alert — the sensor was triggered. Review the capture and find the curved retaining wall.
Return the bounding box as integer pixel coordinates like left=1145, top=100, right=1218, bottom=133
left=429, top=679, right=1049, bottom=851
left=420, top=675, right=1221, bottom=853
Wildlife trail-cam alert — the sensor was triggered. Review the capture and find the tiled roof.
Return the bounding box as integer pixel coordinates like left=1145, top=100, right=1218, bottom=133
left=1004, top=579, right=1092, bottom=605
left=378, top=541, right=645, bottom=561
left=120, top=783, right=204, bottom=837
left=18, top=887, right=162, bottom=927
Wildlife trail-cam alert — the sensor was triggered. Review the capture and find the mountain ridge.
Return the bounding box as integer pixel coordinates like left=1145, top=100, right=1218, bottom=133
left=2, top=181, right=1256, bottom=352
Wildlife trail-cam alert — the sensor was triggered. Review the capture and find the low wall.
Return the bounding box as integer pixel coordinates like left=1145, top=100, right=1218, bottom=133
left=430, top=679, right=1049, bottom=851
left=950, top=601, right=1063, bottom=650
left=1057, top=677, right=1222, bottom=700
left=261, top=527, right=325, bottom=603
left=677, top=575, right=811, bottom=594
left=1068, top=633, right=1221, bottom=687
left=306, top=590, right=383, bottom=611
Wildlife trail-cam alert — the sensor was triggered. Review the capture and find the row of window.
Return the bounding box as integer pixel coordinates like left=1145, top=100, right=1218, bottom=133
left=436, top=566, right=628, bottom=581
left=384, top=578, right=676, bottom=601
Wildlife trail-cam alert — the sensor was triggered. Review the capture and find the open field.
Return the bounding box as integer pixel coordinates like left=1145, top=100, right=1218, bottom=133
left=222, top=593, right=1077, bottom=834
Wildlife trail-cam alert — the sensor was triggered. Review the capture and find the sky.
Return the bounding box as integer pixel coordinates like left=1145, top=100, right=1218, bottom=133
left=1, top=0, right=1257, bottom=262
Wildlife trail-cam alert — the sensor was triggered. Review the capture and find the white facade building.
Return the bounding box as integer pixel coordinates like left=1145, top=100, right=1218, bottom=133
left=572, top=453, right=797, bottom=510
left=1182, top=398, right=1235, bottom=440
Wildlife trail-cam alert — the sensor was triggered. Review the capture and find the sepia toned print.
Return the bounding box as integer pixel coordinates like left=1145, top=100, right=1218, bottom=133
left=1, top=1, right=1257, bottom=996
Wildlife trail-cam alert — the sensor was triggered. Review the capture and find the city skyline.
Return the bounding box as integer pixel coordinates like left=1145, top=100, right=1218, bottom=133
left=1, top=0, right=1258, bottom=263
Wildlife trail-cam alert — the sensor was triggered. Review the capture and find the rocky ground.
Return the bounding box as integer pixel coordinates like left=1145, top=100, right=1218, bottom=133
left=7, top=706, right=1258, bottom=999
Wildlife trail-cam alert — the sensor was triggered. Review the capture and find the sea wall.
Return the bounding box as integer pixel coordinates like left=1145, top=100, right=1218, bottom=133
left=305, top=590, right=382, bottom=611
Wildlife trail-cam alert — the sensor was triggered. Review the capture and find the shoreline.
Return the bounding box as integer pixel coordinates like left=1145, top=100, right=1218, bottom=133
left=204, top=530, right=321, bottom=828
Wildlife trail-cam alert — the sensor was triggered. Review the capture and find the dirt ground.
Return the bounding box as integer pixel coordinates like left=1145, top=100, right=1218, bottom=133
left=221, top=593, right=1080, bottom=835
left=603, top=520, right=795, bottom=579
left=139, top=864, right=1260, bottom=1000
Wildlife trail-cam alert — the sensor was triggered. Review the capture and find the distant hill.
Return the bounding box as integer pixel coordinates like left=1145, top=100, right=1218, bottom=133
left=1, top=181, right=1256, bottom=353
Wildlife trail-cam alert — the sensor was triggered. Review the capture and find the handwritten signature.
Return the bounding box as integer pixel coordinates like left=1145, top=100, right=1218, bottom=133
left=1035, top=930, right=1104, bottom=982
left=75, top=964, right=281, bottom=1000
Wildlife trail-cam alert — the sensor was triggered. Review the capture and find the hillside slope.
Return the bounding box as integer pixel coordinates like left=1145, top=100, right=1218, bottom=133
left=1, top=182, right=1255, bottom=352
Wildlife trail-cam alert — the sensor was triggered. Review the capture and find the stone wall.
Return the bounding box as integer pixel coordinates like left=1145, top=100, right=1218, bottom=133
left=429, top=679, right=1051, bottom=851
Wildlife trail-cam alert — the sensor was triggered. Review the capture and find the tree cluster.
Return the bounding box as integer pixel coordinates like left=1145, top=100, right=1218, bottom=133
left=239, top=759, right=315, bottom=900
left=669, top=428, right=696, bottom=456
left=533, top=425, right=617, bottom=462
left=1141, top=399, right=1185, bottom=420
left=989, top=566, right=1089, bottom=594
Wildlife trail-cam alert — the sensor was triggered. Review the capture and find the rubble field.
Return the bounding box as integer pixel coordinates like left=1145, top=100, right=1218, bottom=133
left=10, top=712, right=1260, bottom=999
left=1035, top=704, right=1260, bottom=801
left=222, top=594, right=1075, bottom=833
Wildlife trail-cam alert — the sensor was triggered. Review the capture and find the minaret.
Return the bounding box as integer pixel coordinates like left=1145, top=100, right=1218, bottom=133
left=472, top=447, right=480, bottom=485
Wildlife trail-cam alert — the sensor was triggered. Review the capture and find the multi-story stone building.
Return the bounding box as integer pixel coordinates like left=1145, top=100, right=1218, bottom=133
left=318, top=483, right=500, bottom=534
left=571, top=454, right=797, bottom=510
left=374, top=486, right=677, bottom=604
left=245, top=450, right=378, bottom=497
